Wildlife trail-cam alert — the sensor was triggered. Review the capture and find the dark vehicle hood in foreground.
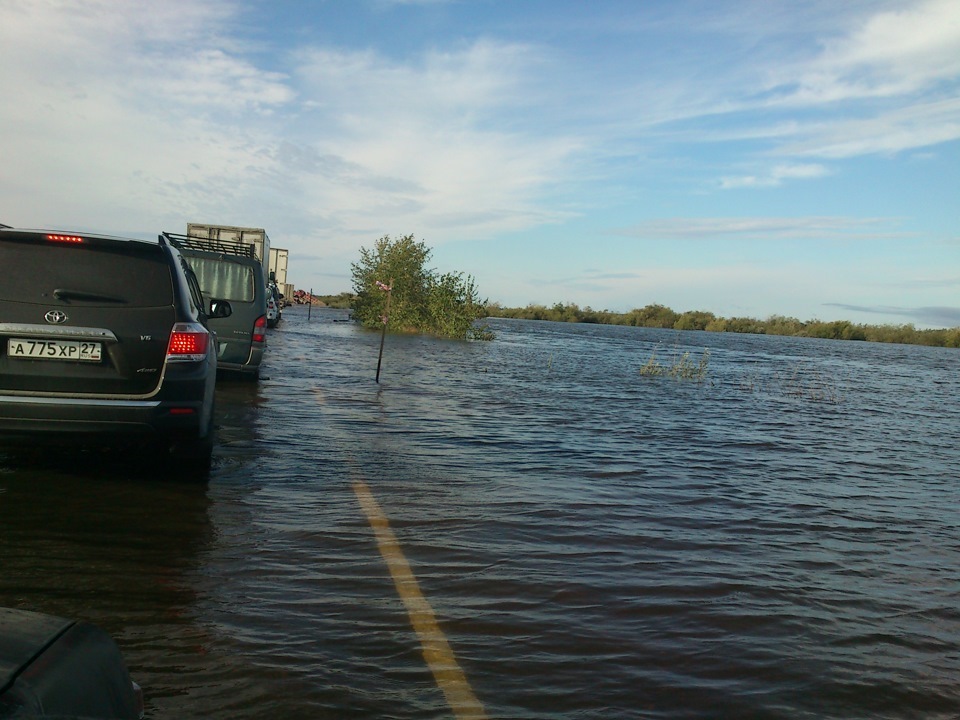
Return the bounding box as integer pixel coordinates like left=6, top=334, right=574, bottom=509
left=0, top=607, right=142, bottom=719
left=0, top=608, right=72, bottom=689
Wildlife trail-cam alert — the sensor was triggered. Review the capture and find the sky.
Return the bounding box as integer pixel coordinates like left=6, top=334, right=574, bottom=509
left=1, top=0, right=959, bottom=328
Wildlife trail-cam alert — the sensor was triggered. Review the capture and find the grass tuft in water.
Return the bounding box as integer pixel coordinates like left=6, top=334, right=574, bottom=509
left=739, top=364, right=844, bottom=403
left=640, top=346, right=710, bottom=382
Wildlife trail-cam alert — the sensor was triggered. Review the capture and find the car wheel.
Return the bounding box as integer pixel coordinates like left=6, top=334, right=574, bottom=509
left=167, top=410, right=214, bottom=478
left=170, top=441, right=213, bottom=479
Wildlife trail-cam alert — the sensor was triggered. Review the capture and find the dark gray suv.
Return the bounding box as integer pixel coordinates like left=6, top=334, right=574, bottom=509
left=0, top=228, right=231, bottom=474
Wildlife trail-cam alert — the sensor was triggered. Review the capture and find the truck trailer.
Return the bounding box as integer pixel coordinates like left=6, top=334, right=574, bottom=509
left=269, top=247, right=289, bottom=285
left=186, top=223, right=270, bottom=269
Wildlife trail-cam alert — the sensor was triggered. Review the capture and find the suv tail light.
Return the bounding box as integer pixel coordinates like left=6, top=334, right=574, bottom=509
left=166, top=322, right=210, bottom=362
left=253, top=315, right=267, bottom=344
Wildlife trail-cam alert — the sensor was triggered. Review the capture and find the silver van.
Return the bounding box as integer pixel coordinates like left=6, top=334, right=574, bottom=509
left=163, top=233, right=267, bottom=381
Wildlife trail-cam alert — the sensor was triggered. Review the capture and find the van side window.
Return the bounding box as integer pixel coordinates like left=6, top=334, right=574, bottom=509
left=182, top=260, right=205, bottom=315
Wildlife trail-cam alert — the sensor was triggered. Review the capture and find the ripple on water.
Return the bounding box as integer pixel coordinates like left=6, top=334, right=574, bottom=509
left=2, top=311, right=958, bottom=719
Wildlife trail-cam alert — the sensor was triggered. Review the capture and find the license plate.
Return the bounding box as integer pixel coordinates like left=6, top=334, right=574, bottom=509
left=7, top=338, right=103, bottom=362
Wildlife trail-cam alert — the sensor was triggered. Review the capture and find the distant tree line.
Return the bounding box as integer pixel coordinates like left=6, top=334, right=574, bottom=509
left=487, top=302, right=960, bottom=348
left=310, top=292, right=354, bottom=308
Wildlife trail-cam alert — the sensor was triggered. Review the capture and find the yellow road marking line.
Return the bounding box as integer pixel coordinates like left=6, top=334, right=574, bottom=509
left=352, top=477, right=488, bottom=720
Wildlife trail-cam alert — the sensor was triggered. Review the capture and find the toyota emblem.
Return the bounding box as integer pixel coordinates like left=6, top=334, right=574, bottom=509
left=44, top=310, right=68, bottom=324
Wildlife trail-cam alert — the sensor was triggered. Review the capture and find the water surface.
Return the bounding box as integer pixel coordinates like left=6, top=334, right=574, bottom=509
left=2, top=308, right=958, bottom=719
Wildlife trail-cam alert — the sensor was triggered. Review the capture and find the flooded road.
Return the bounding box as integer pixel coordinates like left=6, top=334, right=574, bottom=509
left=2, top=307, right=959, bottom=719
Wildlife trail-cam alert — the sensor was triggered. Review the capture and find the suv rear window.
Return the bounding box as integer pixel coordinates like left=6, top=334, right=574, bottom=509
left=0, top=239, right=174, bottom=307
left=186, top=256, right=256, bottom=303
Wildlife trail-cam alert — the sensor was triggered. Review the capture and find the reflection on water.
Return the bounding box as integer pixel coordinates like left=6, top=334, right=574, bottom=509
left=0, top=456, right=215, bottom=710
left=2, top=307, right=959, bottom=719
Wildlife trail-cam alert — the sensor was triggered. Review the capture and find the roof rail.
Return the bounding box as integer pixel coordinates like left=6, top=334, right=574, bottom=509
left=161, top=231, right=259, bottom=259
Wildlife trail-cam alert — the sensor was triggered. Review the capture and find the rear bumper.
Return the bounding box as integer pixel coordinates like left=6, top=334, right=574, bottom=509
left=215, top=344, right=264, bottom=375
left=0, top=394, right=208, bottom=445
left=0, top=350, right=216, bottom=448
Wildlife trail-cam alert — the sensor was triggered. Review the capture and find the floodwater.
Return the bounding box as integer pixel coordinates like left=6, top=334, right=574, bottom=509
left=1, top=307, right=958, bottom=719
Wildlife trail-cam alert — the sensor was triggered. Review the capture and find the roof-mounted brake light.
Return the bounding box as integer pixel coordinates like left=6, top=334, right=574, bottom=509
left=46, top=234, right=84, bottom=243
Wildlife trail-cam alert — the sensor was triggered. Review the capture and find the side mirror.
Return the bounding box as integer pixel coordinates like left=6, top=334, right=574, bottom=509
left=209, top=299, right=233, bottom=319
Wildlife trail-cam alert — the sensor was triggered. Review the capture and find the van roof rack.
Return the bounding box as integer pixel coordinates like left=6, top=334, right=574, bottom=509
left=161, top=231, right=259, bottom=259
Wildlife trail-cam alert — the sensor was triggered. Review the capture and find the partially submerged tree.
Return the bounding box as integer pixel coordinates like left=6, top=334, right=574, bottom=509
left=351, top=234, right=492, bottom=340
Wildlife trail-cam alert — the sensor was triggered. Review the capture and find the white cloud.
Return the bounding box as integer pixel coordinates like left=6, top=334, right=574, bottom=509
left=778, top=97, right=960, bottom=158
left=1, top=1, right=293, bottom=115
left=614, top=216, right=910, bottom=241
left=646, top=1, right=960, bottom=165
left=719, top=163, right=830, bottom=189
left=0, top=1, right=579, bottom=246
left=146, top=50, right=294, bottom=111
left=284, top=41, right=582, bottom=240
left=769, top=0, right=960, bottom=104
left=293, top=40, right=543, bottom=127
left=827, top=303, right=960, bottom=327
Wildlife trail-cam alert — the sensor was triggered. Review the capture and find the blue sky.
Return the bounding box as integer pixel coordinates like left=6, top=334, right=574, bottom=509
left=2, top=0, right=958, bottom=327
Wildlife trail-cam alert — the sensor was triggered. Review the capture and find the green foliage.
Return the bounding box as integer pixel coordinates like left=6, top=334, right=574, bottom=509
left=625, top=304, right=680, bottom=328
left=311, top=292, right=355, bottom=308
left=488, top=302, right=959, bottom=348
left=490, top=302, right=621, bottom=324
left=801, top=320, right=866, bottom=341
left=673, top=310, right=716, bottom=331
left=764, top=315, right=804, bottom=336
left=350, top=234, right=491, bottom=340
left=424, top=271, right=489, bottom=340
left=351, top=234, right=430, bottom=332
left=488, top=301, right=676, bottom=330
left=923, top=328, right=960, bottom=348
left=706, top=316, right=775, bottom=334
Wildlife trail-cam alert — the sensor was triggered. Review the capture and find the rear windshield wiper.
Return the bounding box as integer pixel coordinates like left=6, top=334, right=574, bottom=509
left=52, top=288, right=127, bottom=304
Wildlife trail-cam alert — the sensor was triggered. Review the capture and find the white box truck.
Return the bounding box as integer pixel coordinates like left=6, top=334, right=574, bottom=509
left=186, top=224, right=270, bottom=269
left=269, top=247, right=289, bottom=285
